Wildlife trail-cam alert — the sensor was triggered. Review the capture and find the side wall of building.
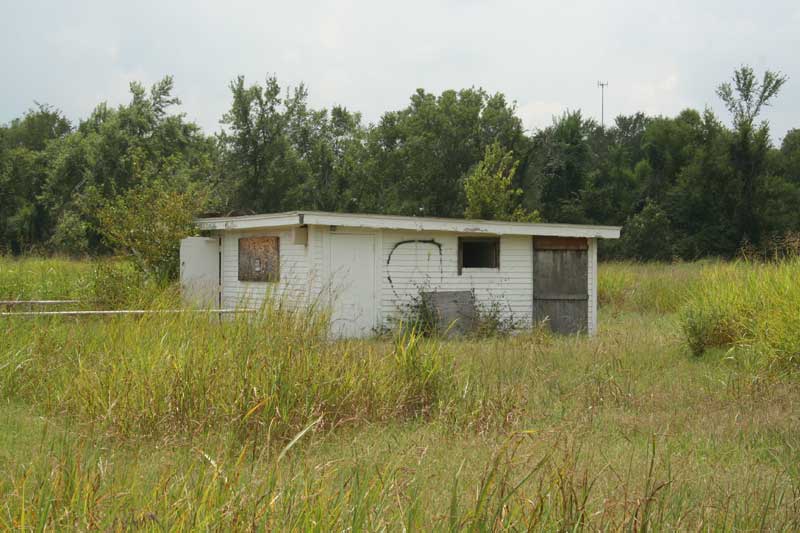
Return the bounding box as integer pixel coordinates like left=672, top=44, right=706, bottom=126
left=220, top=228, right=311, bottom=309
left=379, top=230, right=534, bottom=329
left=216, top=227, right=598, bottom=336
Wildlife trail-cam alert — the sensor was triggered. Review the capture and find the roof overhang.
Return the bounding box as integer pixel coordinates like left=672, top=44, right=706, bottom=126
left=196, top=211, right=621, bottom=239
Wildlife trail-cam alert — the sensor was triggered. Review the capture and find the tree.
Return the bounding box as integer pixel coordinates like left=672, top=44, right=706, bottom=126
left=464, top=142, right=539, bottom=222
left=96, top=181, right=207, bottom=281
left=365, top=87, right=526, bottom=217
left=0, top=104, right=72, bottom=252
left=2, top=103, right=71, bottom=151
left=777, top=129, right=800, bottom=183
left=3, top=70, right=800, bottom=263
left=665, top=109, right=740, bottom=258
left=639, top=110, right=703, bottom=202
left=717, top=67, right=787, bottom=128
left=523, top=110, right=596, bottom=222
left=619, top=200, right=674, bottom=261
left=37, top=76, right=216, bottom=254
left=717, top=66, right=788, bottom=245
left=219, top=76, right=307, bottom=213
left=283, top=105, right=369, bottom=212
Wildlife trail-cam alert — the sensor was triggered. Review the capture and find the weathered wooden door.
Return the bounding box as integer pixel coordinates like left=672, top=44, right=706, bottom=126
left=532, top=237, right=588, bottom=334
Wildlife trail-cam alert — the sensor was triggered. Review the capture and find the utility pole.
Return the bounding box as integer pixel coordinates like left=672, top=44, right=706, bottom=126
left=597, top=81, right=608, bottom=127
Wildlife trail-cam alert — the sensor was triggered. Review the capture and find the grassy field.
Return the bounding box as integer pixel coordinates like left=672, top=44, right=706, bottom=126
left=0, top=257, right=798, bottom=530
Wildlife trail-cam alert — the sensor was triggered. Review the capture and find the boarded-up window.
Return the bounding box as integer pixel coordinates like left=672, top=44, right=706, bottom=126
left=238, top=236, right=279, bottom=282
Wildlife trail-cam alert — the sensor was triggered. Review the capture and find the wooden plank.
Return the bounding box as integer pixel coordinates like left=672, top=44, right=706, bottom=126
left=533, top=293, right=589, bottom=301
left=533, top=250, right=588, bottom=297
left=533, top=300, right=588, bottom=334
left=533, top=237, right=588, bottom=250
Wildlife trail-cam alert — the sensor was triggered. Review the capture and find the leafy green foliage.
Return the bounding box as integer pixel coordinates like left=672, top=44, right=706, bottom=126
left=716, top=66, right=788, bottom=128
left=0, top=76, right=216, bottom=257
left=464, top=142, right=539, bottom=222
left=96, top=182, right=206, bottom=281
left=361, top=88, right=527, bottom=217
left=619, top=200, right=674, bottom=261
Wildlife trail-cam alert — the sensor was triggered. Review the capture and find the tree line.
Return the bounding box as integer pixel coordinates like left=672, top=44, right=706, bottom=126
left=1, top=66, right=798, bottom=266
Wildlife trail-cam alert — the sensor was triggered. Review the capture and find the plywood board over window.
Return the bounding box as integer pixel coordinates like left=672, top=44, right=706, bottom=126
left=238, top=236, right=279, bottom=282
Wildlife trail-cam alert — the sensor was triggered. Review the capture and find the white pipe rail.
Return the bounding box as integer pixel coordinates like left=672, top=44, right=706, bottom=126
left=0, top=299, right=81, bottom=305
left=0, top=308, right=256, bottom=318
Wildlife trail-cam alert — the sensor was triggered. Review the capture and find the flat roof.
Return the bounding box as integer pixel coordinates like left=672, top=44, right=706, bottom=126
left=196, top=210, right=621, bottom=239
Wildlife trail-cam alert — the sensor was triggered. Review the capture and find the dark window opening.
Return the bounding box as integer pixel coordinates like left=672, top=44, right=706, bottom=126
left=458, top=237, right=499, bottom=274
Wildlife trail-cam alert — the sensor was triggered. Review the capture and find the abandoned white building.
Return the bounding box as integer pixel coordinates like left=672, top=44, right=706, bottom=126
left=180, top=211, right=621, bottom=337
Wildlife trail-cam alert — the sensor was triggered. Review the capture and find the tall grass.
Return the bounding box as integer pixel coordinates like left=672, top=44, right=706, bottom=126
left=1, top=258, right=799, bottom=529
left=0, top=256, right=92, bottom=300
left=0, top=255, right=158, bottom=308
left=680, top=258, right=800, bottom=370
left=1, top=300, right=459, bottom=444
left=2, top=408, right=797, bottom=530
left=598, top=261, right=715, bottom=314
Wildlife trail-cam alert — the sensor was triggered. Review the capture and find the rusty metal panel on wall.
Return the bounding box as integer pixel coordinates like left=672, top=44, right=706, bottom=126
left=238, top=236, right=279, bottom=282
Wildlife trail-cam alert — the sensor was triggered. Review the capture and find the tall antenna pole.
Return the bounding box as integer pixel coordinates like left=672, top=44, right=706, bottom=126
left=597, top=81, right=608, bottom=127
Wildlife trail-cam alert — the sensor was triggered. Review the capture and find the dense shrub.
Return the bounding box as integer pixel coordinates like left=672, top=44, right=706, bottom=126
left=96, top=181, right=206, bottom=282
left=88, top=259, right=152, bottom=308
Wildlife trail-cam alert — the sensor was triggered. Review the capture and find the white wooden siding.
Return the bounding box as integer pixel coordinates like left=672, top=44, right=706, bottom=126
left=220, top=229, right=310, bottom=309
left=588, top=238, right=598, bottom=335
left=308, top=225, right=326, bottom=302
left=379, top=230, right=533, bottom=328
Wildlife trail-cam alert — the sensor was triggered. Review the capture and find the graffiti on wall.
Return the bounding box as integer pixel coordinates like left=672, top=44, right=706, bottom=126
left=385, top=239, right=444, bottom=298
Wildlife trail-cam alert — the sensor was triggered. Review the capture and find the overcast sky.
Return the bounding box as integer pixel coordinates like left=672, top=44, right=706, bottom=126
left=2, top=0, right=799, bottom=140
